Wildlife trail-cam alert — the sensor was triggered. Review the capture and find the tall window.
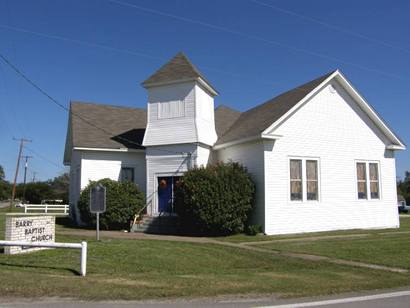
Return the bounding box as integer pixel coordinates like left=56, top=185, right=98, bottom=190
left=356, top=162, right=380, bottom=200
left=289, top=158, right=320, bottom=202
left=356, top=163, right=367, bottom=199
left=290, top=159, right=302, bottom=201
left=306, top=160, right=318, bottom=201
left=120, top=167, right=134, bottom=183
left=369, top=163, right=380, bottom=199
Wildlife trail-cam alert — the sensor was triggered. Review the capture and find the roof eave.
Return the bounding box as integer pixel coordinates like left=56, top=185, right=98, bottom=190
left=261, top=70, right=405, bottom=149
left=142, top=76, right=218, bottom=96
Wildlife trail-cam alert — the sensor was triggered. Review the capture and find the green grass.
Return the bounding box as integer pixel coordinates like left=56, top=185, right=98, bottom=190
left=0, top=235, right=409, bottom=300
left=1, top=208, right=410, bottom=300
left=218, top=218, right=410, bottom=243
left=257, top=226, right=410, bottom=269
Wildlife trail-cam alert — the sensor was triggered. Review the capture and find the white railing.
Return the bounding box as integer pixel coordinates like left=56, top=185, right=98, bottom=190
left=24, top=204, right=70, bottom=214
left=0, top=240, right=87, bottom=276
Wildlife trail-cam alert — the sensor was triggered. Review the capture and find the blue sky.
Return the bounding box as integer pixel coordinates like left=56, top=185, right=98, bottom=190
left=0, top=0, right=409, bottom=182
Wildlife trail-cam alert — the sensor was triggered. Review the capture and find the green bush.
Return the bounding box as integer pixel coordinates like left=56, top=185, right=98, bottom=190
left=245, top=224, right=263, bottom=236
left=77, top=178, right=145, bottom=230
left=175, top=162, right=255, bottom=235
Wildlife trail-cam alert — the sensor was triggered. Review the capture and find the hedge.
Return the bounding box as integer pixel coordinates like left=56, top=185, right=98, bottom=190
left=77, top=178, right=145, bottom=230
left=175, top=161, right=255, bottom=235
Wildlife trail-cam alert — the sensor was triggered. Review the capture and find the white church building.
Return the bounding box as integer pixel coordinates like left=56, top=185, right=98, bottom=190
left=64, top=52, right=405, bottom=235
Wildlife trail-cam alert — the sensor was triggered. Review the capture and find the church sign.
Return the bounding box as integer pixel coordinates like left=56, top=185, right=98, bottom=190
left=4, top=214, right=56, bottom=254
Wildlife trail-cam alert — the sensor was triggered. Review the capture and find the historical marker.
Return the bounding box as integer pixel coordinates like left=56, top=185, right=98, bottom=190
left=90, top=184, right=106, bottom=241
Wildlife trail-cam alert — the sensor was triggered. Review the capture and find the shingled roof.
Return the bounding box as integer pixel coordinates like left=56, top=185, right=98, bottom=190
left=142, top=52, right=218, bottom=94
left=63, top=102, right=147, bottom=164
left=63, top=101, right=242, bottom=164
left=215, top=71, right=334, bottom=145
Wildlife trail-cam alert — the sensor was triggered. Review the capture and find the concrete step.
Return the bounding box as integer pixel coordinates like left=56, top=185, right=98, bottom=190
left=132, top=215, right=179, bottom=234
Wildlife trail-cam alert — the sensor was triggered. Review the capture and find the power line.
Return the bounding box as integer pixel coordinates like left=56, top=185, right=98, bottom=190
left=0, top=24, right=278, bottom=85
left=108, top=0, right=403, bottom=80
left=250, top=0, right=410, bottom=55
left=0, top=52, right=184, bottom=156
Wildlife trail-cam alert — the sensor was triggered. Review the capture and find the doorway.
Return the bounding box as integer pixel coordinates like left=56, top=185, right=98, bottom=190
left=157, top=176, right=181, bottom=213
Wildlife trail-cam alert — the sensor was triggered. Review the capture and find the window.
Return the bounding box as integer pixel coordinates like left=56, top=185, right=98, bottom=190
left=120, top=167, right=134, bottom=183
left=290, top=159, right=302, bottom=201
left=306, top=160, right=318, bottom=201
left=356, top=163, right=367, bottom=199
left=369, top=163, right=379, bottom=199
left=289, top=158, right=319, bottom=202
left=356, top=162, right=380, bottom=200
left=158, top=100, right=185, bottom=119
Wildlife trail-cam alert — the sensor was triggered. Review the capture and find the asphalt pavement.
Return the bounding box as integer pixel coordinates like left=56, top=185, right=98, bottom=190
left=1, top=289, right=410, bottom=308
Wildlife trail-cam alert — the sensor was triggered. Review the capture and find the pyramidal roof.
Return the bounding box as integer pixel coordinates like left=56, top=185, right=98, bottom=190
left=142, top=52, right=218, bottom=94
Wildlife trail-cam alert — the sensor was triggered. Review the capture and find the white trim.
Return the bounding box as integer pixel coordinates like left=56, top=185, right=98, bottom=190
left=355, top=160, right=381, bottom=201
left=73, top=147, right=145, bottom=153
left=262, top=70, right=405, bottom=150
left=387, top=144, right=405, bottom=150
left=143, top=77, right=218, bottom=96
left=214, top=134, right=282, bottom=150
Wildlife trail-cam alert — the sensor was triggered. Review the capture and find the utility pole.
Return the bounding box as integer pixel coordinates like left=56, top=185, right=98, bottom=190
left=10, top=138, right=32, bottom=209
left=21, top=155, right=33, bottom=202
left=31, top=171, right=37, bottom=182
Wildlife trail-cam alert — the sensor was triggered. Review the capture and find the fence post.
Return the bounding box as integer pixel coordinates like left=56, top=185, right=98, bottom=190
left=80, top=241, right=87, bottom=276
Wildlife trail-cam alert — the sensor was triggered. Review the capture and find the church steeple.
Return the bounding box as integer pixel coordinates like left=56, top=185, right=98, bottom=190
left=142, top=52, right=218, bottom=147
left=142, top=52, right=218, bottom=96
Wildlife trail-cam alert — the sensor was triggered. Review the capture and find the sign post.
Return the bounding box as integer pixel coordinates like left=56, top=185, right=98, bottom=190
left=90, top=184, right=106, bottom=241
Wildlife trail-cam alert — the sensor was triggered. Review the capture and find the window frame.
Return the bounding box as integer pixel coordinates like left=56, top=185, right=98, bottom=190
left=355, top=160, right=381, bottom=201
left=120, top=166, right=135, bottom=183
left=288, top=157, right=320, bottom=203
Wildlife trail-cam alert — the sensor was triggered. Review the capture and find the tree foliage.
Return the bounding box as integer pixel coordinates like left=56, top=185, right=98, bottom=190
left=397, top=171, right=410, bottom=204
left=77, top=178, right=145, bottom=230
left=0, top=165, right=11, bottom=201
left=175, top=161, right=255, bottom=236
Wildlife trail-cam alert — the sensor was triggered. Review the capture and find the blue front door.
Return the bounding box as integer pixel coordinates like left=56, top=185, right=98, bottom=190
left=157, top=176, right=181, bottom=213
left=158, top=177, right=173, bottom=213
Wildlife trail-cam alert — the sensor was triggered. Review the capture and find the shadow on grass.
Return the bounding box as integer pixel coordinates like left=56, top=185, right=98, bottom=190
left=0, top=261, right=80, bottom=276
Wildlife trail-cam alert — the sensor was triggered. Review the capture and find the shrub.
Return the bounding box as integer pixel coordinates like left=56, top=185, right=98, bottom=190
left=245, top=224, right=263, bottom=236
left=77, top=178, right=145, bottom=230
left=175, top=161, right=255, bottom=235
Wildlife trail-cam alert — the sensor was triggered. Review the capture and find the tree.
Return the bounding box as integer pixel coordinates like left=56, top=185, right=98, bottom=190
left=0, top=165, right=4, bottom=180
left=398, top=171, right=410, bottom=204
left=0, top=165, right=11, bottom=201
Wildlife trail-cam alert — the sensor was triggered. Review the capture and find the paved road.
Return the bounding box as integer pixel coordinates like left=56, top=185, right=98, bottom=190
left=1, top=290, right=410, bottom=308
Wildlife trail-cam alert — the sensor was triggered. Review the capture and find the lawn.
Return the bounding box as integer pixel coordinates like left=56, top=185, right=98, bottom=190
left=0, top=208, right=410, bottom=300
left=1, top=235, right=410, bottom=300
left=219, top=217, right=410, bottom=243
left=258, top=232, right=410, bottom=270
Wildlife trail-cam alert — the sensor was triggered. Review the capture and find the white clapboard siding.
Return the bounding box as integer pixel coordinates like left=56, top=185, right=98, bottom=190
left=143, top=81, right=217, bottom=147
left=216, top=141, right=266, bottom=228
left=263, top=81, right=399, bottom=235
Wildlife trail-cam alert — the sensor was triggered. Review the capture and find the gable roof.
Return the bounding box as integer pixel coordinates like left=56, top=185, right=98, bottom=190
left=216, top=70, right=405, bottom=150
left=215, top=72, right=333, bottom=146
left=141, top=52, right=218, bottom=95
left=63, top=101, right=147, bottom=164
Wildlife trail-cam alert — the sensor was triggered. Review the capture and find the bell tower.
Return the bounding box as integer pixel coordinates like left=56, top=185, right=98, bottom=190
left=142, top=52, right=218, bottom=147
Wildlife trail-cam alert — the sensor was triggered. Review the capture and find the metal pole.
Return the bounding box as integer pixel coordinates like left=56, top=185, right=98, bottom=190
left=96, top=212, right=100, bottom=241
